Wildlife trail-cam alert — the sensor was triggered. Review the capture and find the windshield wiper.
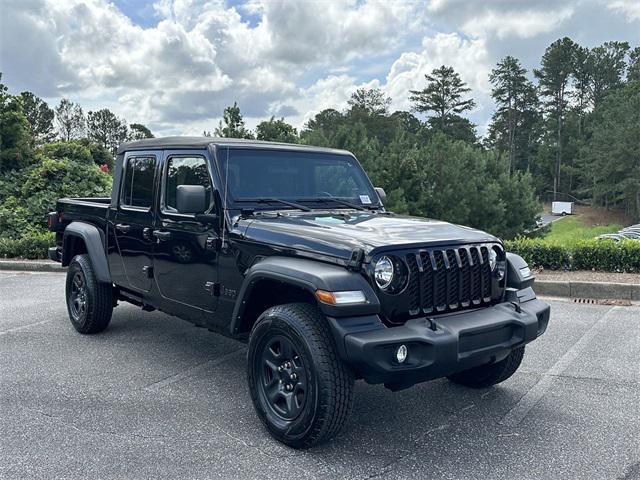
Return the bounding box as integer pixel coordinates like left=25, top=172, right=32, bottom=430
left=301, top=197, right=369, bottom=211
left=235, top=197, right=311, bottom=212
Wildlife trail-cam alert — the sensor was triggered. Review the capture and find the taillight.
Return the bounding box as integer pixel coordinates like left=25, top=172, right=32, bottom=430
left=47, top=211, right=60, bottom=231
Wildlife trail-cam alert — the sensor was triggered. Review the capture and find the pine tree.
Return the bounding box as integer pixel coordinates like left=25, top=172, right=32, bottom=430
left=488, top=56, right=540, bottom=173
left=534, top=37, right=577, bottom=200
left=214, top=102, right=254, bottom=139
left=409, top=65, right=476, bottom=132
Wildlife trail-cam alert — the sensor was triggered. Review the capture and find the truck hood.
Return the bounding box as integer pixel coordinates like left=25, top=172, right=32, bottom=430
left=240, top=211, right=500, bottom=260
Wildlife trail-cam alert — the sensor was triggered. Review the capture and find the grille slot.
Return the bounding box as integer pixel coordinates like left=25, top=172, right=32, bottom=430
left=404, top=244, right=495, bottom=317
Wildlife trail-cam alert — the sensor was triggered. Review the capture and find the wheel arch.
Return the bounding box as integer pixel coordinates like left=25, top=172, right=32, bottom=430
left=230, top=256, right=380, bottom=335
left=62, top=222, right=111, bottom=283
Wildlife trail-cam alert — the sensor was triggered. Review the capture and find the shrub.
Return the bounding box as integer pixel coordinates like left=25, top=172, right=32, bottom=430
left=0, top=149, right=111, bottom=239
left=505, top=237, right=640, bottom=272
left=504, top=237, right=571, bottom=270
left=0, top=232, right=55, bottom=259
left=572, top=239, right=640, bottom=273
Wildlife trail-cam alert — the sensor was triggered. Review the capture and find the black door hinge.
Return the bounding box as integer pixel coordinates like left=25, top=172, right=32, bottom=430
left=204, top=281, right=221, bottom=296
left=206, top=236, right=222, bottom=251
left=347, top=248, right=365, bottom=271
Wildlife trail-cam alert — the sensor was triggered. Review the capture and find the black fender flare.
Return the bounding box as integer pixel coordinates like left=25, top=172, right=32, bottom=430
left=230, top=256, right=380, bottom=335
left=506, top=252, right=534, bottom=290
left=62, top=222, right=111, bottom=284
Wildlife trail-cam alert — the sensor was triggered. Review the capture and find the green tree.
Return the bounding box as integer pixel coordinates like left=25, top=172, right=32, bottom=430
left=534, top=37, right=577, bottom=200
left=581, top=81, right=640, bottom=216
left=19, top=91, right=55, bottom=144
left=55, top=98, right=85, bottom=141
left=128, top=123, right=154, bottom=140
left=409, top=65, right=476, bottom=132
left=487, top=56, right=540, bottom=172
left=588, top=41, right=629, bottom=106
left=86, top=108, right=128, bottom=154
left=628, top=47, right=640, bottom=82
left=347, top=88, right=391, bottom=115
left=0, top=140, right=111, bottom=239
left=255, top=117, right=298, bottom=143
left=214, top=102, right=254, bottom=139
left=0, top=74, right=33, bottom=172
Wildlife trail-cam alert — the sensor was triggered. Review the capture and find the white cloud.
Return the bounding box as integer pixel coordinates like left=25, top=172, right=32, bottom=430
left=461, top=7, right=575, bottom=39
left=384, top=33, right=491, bottom=112
left=1, top=0, right=638, bottom=137
left=607, top=0, right=640, bottom=21
left=0, top=0, right=421, bottom=134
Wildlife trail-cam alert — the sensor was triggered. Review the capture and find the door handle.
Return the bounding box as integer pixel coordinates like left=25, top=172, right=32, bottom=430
left=152, top=230, right=172, bottom=241
left=115, top=223, right=131, bottom=233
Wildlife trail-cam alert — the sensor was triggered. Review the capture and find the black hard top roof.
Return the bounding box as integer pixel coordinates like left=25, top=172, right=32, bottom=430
left=117, top=136, right=351, bottom=156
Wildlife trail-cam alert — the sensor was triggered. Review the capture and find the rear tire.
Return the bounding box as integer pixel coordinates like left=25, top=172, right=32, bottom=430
left=65, top=254, right=113, bottom=334
left=247, top=303, right=354, bottom=449
left=447, top=346, right=525, bottom=388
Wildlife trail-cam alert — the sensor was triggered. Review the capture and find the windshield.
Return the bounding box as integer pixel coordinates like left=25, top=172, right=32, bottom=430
left=219, top=148, right=379, bottom=208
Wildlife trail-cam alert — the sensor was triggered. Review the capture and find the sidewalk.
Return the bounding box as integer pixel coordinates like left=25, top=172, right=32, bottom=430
left=0, top=259, right=65, bottom=272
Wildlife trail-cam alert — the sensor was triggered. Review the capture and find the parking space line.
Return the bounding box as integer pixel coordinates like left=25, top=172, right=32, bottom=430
left=0, top=319, right=52, bottom=336
left=145, top=347, right=246, bottom=392
left=500, top=306, right=621, bottom=427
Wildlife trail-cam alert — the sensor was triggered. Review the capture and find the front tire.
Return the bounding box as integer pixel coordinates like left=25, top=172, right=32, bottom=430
left=447, top=346, right=525, bottom=388
left=247, top=303, right=354, bottom=449
left=65, top=254, right=113, bottom=334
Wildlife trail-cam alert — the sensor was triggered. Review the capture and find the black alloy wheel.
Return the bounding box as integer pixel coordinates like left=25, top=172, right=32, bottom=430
left=247, top=303, right=354, bottom=448
left=65, top=254, right=113, bottom=334
left=69, top=271, right=88, bottom=322
left=257, top=335, right=307, bottom=421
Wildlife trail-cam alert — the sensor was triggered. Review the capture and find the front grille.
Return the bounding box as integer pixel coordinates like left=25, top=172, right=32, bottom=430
left=404, top=245, right=494, bottom=316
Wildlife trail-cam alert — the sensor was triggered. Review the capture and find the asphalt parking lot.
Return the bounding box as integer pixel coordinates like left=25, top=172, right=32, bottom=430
left=1, top=271, right=639, bottom=480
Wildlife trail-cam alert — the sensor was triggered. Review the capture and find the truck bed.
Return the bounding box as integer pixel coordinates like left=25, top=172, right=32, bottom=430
left=56, top=197, right=111, bottom=230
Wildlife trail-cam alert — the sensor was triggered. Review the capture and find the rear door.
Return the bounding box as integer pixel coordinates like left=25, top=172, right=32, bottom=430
left=152, top=150, right=220, bottom=313
left=113, top=152, right=158, bottom=292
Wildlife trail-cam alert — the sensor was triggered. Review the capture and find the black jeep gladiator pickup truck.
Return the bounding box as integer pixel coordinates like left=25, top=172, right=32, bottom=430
left=48, top=137, right=550, bottom=448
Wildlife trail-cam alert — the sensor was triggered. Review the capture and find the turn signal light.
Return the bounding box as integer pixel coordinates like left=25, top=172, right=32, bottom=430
left=315, top=290, right=367, bottom=305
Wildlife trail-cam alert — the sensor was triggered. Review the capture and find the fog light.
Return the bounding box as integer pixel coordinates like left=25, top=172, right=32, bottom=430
left=395, top=344, right=408, bottom=363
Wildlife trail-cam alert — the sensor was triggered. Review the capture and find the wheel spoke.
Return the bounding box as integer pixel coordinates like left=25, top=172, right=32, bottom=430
left=263, top=358, right=279, bottom=376
left=284, top=391, right=300, bottom=417
left=265, top=381, right=281, bottom=404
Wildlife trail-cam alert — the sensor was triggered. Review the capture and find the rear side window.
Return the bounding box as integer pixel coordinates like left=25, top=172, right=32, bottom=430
left=122, top=156, right=156, bottom=208
left=164, top=156, right=212, bottom=212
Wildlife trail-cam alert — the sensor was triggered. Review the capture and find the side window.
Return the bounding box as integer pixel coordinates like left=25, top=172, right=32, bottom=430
left=164, top=156, right=212, bottom=212
left=121, top=156, right=156, bottom=208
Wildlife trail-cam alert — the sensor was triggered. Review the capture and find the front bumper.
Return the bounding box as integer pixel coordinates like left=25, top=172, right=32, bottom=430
left=327, top=287, right=550, bottom=389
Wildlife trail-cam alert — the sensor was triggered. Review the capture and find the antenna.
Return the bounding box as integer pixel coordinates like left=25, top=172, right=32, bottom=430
left=221, top=146, right=230, bottom=249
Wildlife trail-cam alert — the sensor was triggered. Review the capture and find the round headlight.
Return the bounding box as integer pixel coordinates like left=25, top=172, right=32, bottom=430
left=374, top=256, right=394, bottom=289
left=489, top=249, right=498, bottom=271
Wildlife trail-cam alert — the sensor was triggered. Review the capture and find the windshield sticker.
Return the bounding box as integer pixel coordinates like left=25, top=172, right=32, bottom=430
left=359, top=195, right=372, bottom=204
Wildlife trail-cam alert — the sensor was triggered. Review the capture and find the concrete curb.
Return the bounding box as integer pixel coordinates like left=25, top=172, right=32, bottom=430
left=1, top=260, right=638, bottom=301
left=0, top=259, right=66, bottom=272
left=535, top=280, right=640, bottom=301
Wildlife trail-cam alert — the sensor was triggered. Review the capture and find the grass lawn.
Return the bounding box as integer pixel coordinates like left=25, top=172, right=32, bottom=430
left=543, top=215, right=622, bottom=245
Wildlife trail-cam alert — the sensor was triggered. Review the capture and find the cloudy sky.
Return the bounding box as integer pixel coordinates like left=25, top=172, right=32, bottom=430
left=1, top=0, right=639, bottom=137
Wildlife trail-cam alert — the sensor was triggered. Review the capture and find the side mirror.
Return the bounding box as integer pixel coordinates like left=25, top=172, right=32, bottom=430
left=176, top=185, right=207, bottom=214
left=374, top=187, right=387, bottom=205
